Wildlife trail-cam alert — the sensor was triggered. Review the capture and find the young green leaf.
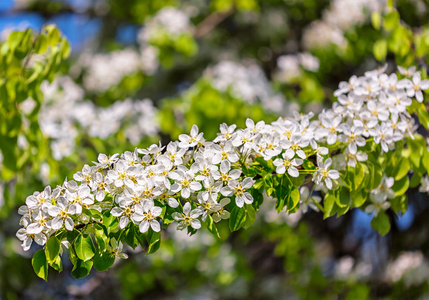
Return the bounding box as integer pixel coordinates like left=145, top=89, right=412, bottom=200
left=75, top=234, right=96, bottom=262
left=71, top=259, right=93, bottom=279
left=32, top=249, right=48, bottom=281
left=371, top=212, right=391, bottom=236
left=229, top=206, right=246, bottom=232
left=93, top=251, right=115, bottom=272
left=45, top=235, right=61, bottom=263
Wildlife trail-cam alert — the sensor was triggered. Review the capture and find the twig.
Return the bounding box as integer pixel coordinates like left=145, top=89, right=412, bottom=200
left=194, top=9, right=234, bottom=38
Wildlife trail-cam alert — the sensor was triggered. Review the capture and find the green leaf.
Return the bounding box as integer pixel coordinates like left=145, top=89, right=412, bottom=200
left=205, top=215, right=221, bottom=238
left=373, top=39, right=387, bottom=61
left=369, top=162, right=383, bottom=190
left=393, top=158, right=410, bottom=181
left=92, top=223, right=108, bottom=251
left=103, top=211, right=117, bottom=234
left=410, top=172, right=422, bottom=188
left=49, top=255, right=63, bottom=272
left=251, top=188, right=264, bottom=210
left=390, top=195, right=407, bottom=214
left=75, top=234, right=95, bottom=262
left=423, top=150, right=429, bottom=174
left=60, top=38, right=71, bottom=59
left=337, top=187, right=351, bottom=210
left=45, top=235, right=61, bottom=263
left=243, top=205, right=256, bottom=229
left=353, top=163, right=365, bottom=190
left=384, top=10, right=400, bottom=31
left=45, top=25, right=61, bottom=45
left=146, top=230, right=161, bottom=254
left=286, top=187, right=300, bottom=212
left=124, top=225, right=140, bottom=249
left=371, top=12, right=381, bottom=30
left=417, top=105, right=429, bottom=128
left=35, top=34, right=48, bottom=54
left=93, top=251, right=115, bottom=272
left=229, top=206, right=246, bottom=232
left=323, top=194, right=336, bottom=219
left=275, top=178, right=290, bottom=213
left=352, top=190, right=367, bottom=208
left=371, top=211, right=391, bottom=236
left=71, top=259, right=93, bottom=279
left=7, top=31, right=22, bottom=50
left=32, top=249, right=48, bottom=281
left=392, top=176, right=409, bottom=197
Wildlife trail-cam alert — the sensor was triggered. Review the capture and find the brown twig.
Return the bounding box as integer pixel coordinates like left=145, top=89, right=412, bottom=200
left=193, top=9, right=234, bottom=38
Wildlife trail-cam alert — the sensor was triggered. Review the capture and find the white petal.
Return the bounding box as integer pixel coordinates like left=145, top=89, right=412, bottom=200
left=65, top=217, right=74, bottom=231
left=167, top=198, right=179, bottom=208
left=288, top=167, right=299, bottom=178
left=111, top=207, right=123, bottom=217
left=119, top=216, right=129, bottom=229
left=139, top=220, right=150, bottom=233
left=190, top=219, right=201, bottom=229
left=150, top=221, right=161, bottom=232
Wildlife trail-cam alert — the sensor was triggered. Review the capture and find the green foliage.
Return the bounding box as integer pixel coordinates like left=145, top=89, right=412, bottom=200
left=159, top=79, right=276, bottom=140
left=0, top=25, right=69, bottom=216
left=32, top=249, right=48, bottom=281
left=371, top=211, right=391, bottom=236
left=229, top=207, right=247, bottom=231
left=5, top=1, right=429, bottom=298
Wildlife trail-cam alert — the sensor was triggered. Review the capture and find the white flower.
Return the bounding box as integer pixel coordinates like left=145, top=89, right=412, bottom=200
left=334, top=75, right=361, bottom=96
left=398, top=65, right=416, bottom=77
left=66, top=185, right=94, bottom=215
left=132, top=200, right=162, bottom=233
left=214, top=123, right=237, bottom=142
left=368, top=123, right=395, bottom=153
left=313, top=156, right=340, bottom=189
left=273, top=149, right=303, bottom=177
left=93, top=153, right=119, bottom=169
left=178, top=125, right=204, bottom=148
left=338, top=123, right=366, bottom=155
left=89, top=172, right=109, bottom=201
left=211, top=198, right=231, bottom=222
left=209, top=141, right=239, bottom=163
left=344, top=150, right=368, bottom=167
left=212, top=160, right=241, bottom=184
left=221, top=177, right=255, bottom=207
left=169, top=166, right=202, bottom=198
left=370, top=176, right=395, bottom=202
left=48, top=196, right=75, bottom=231
left=319, top=115, right=343, bottom=145
left=106, top=160, right=138, bottom=188
left=73, top=164, right=95, bottom=185
left=299, top=186, right=321, bottom=213
left=172, top=202, right=202, bottom=230
left=398, top=72, right=429, bottom=102
left=201, top=177, right=223, bottom=202
left=163, top=141, right=186, bottom=165
left=111, top=197, right=134, bottom=229
left=419, top=175, right=429, bottom=193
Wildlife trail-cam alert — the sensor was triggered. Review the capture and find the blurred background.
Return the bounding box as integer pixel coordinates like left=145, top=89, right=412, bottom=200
left=1, top=0, right=429, bottom=299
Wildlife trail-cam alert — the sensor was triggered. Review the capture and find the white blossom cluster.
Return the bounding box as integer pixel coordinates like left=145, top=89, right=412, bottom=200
left=38, top=76, right=159, bottom=160
left=303, top=0, right=385, bottom=50
left=138, top=7, right=193, bottom=43
left=385, top=251, right=429, bottom=285
left=76, top=7, right=194, bottom=94
left=327, top=65, right=428, bottom=212
left=276, top=52, right=320, bottom=82
left=204, top=60, right=290, bottom=113
left=76, top=48, right=158, bottom=93
left=16, top=66, right=428, bottom=252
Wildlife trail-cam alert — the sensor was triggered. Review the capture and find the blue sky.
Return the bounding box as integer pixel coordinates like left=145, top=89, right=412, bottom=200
left=0, top=0, right=103, bottom=52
